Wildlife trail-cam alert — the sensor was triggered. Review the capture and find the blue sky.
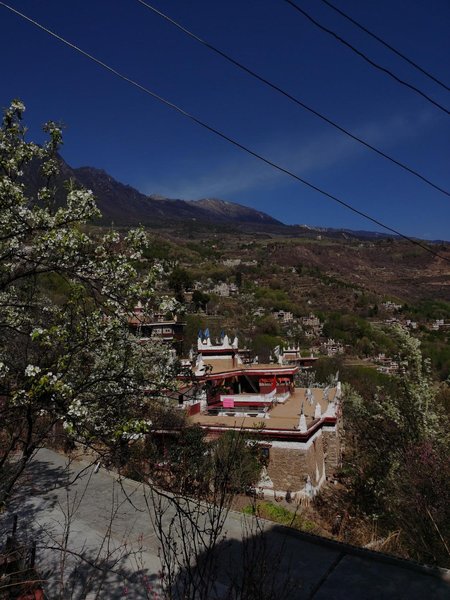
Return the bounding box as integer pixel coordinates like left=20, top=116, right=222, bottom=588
left=1, top=0, right=449, bottom=239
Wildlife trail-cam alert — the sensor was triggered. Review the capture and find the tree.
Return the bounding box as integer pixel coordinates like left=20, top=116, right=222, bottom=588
left=340, top=325, right=450, bottom=566
left=0, top=100, right=177, bottom=506
left=168, top=266, right=192, bottom=302
left=192, top=289, right=210, bottom=312
left=145, top=428, right=264, bottom=599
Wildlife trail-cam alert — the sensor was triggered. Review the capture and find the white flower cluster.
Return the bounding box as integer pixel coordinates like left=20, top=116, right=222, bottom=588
left=1, top=100, right=177, bottom=455
left=0, top=361, right=9, bottom=375
left=10, top=99, right=25, bottom=113
left=25, top=364, right=41, bottom=377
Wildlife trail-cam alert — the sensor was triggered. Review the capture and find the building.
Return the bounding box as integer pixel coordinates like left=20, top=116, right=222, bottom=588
left=211, top=282, right=239, bottom=297
left=279, top=346, right=318, bottom=369
left=321, top=338, right=344, bottom=356
left=180, top=332, right=342, bottom=501
left=272, top=310, right=294, bottom=324
left=374, top=353, right=400, bottom=375
left=381, top=301, right=402, bottom=312
left=128, top=302, right=185, bottom=355
left=300, top=314, right=323, bottom=338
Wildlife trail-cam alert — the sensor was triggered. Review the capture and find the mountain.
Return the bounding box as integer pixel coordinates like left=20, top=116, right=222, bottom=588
left=23, top=157, right=282, bottom=227
left=23, top=156, right=441, bottom=241
left=185, top=198, right=280, bottom=225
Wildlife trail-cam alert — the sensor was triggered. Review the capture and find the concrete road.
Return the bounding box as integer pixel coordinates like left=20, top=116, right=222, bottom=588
left=1, top=449, right=449, bottom=599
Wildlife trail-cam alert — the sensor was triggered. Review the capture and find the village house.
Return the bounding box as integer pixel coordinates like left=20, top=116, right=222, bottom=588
left=405, top=319, right=418, bottom=330
left=381, top=301, right=402, bottom=312
left=300, top=314, right=323, bottom=338
left=211, top=282, right=239, bottom=297
left=222, top=258, right=242, bottom=267
left=272, top=310, right=294, bottom=324
left=179, top=332, right=342, bottom=501
left=252, top=307, right=266, bottom=318
left=279, top=346, right=317, bottom=369
left=128, top=302, right=185, bottom=355
left=374, top=353, right=400, bottom=375
left=321, top=338, right=344, bottom=356
left=429, top=318, right=449, bottom=331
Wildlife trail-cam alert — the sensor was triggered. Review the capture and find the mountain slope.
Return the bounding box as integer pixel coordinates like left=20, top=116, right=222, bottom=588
left=22, top=156, right=281, bottom=226
left=186, top=198, right=281, bottom=225
left=34, top=160, right=282, bottom=227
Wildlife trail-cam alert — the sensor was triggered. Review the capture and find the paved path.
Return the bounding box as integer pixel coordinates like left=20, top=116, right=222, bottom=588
left=1, top=449, right=449, bottom=599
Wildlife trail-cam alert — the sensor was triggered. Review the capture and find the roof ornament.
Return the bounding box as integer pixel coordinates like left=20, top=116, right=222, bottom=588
left=297, top=402, right=307, bottom=432
left=314, top=402, right=322, bottom=419
left=195, top=357, right=206, bottom=376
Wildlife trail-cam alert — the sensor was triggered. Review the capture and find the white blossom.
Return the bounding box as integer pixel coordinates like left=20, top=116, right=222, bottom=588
left=25, top=365, right=41, bottom=377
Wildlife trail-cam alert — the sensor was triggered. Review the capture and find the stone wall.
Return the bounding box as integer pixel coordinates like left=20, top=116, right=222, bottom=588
left=267, top=432, right=325, bottom=493
left=322, top=423, right=341, bottom=473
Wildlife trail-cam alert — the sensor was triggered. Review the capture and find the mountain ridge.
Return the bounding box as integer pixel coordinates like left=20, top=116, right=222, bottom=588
left=23, top=156, right=445, bottom=241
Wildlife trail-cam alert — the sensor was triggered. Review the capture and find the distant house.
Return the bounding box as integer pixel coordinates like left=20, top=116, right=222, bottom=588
left=222, top=258, right=242, bottom=267
left=374, top=353, right=400, bottom=375
left=430, top=319, right=445, bottom=331
left=321, top=339, right=344, bottom=356
left=381, top=301, right=402, bottom=312
left=128, top=302, right=185, bottom=355
left=300, top=314, right=323, bottom=337
left=253, top=307, right=266, bottom=318
left=279, top=346, right=317, bottom=369
left=212, top=282, right=238, bottom=297
left=272, top=310, right=294, bottom=324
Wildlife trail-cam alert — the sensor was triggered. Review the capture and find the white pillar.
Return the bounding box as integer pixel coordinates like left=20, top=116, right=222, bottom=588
left=298, top=413, right=307, bottom=433
left=314, top=402, right=322, bottom=419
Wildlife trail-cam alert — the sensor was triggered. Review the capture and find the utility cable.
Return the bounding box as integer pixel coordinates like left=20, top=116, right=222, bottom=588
left=283, top=0, right=450, bottom=116
left=134, top=0, right=450, bottom=198
left=319, top=0, right=450, bottom=92
left=1, top=1, right=448, bottom=265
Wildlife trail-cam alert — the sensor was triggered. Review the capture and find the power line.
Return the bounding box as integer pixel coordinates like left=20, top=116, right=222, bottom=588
left=283, top=0, right=450, bottom=116
left=320, top=0, right=450, bottom=92
left=1, top=1, right=448, bottom=265
left=134, top=0, right=450, bottom=199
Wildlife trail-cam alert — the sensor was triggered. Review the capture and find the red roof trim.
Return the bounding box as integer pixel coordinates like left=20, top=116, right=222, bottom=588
left=198, top=415, right=337, bottom=441
left=197, top=367, right=298, bottom=380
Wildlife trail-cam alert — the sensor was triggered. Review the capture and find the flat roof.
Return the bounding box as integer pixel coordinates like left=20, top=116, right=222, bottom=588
left=196, top=358, right=298, bottom=378
left=190, top=387, right=336, bottom=432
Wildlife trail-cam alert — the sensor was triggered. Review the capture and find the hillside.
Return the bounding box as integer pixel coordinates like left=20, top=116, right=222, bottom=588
left=22, top=155, right=450, bottom=303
